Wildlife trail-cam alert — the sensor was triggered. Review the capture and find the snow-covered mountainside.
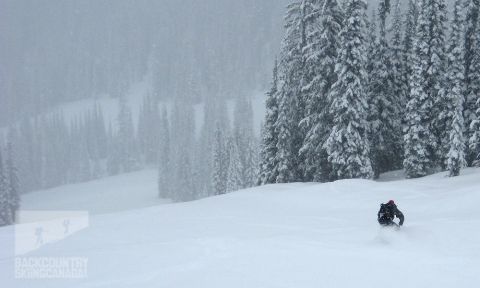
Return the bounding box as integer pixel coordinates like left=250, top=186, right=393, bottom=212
left=20, top=170, right=169, bottom=215
left=1, top=168, right=479, bottom=288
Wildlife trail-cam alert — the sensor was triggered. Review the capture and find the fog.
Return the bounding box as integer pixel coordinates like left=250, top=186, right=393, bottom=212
left=0, top=2, right=474, bottom=287
left=0, top=0, right=289, bottom=125
left=0, top=0, right=299, bottom=198
left=0, top=0, right=458, bottom=197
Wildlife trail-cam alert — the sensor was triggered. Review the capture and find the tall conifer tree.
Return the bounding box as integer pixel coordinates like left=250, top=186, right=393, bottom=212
left=300, top=0, right=343, bottom=182
left=444, top=0, right=467, bottom=176
left=324, top=0, right=373, bottom=180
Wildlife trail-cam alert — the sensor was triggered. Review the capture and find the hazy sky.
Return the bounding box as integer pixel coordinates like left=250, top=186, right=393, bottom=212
left=0, top=0, right=289, bottom=125
left=0, top=0, right=456, bottom=126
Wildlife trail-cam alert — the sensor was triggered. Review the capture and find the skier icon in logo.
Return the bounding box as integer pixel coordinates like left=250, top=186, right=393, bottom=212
left=63, top=219, right=70, bottom=234
left=35, top=227, right=44, bottom=246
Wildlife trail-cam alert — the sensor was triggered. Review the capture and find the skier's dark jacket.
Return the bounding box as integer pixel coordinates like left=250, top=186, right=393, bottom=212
left=378, top=202, right=404, bottom=226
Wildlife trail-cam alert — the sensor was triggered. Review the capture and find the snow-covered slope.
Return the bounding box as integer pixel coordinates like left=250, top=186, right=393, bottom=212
left=20, top=169, right=169, bottom=215
left=1, top=169, right=479, bottom=288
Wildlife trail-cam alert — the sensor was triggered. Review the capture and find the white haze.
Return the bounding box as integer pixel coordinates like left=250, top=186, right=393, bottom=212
left=0, top=0, right=289, bottom=125
left=0, top=0, right=457, bottom=196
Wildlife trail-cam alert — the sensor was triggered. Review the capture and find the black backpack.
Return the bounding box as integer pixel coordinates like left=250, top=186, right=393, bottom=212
left=379, top=203, right=393, bottom=219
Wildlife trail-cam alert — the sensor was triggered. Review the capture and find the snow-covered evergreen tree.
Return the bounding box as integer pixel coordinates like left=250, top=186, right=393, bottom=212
left=447, top=96, right=467, bottom=176
left=275, top=89, right=296, bottom=183
left=404, top=60, right=433, bottom=178
left=0, top=150, right=11, bottom=226
left=196, top=97, right=217, bottom=197
left=85, top=104, right=108, bottom=179
left=227, top=137, right=243, bottom=192
left=17, top=117, right=36, bottom=192
left=465, top=0, right=480, bottom=165
left=212, top=122, right=229, bottom=195
left=275, top=0, right=306, bottom=183
left=232, top=97, right=258, bottom=188
left=5, top=140, right=20, bottom=223
left=425, top=0, right=448, bottom=165
left=403, top=0, right=419, bottom=101
left=158, top=107, right=171, bottom=199
left=442, top=0, right=466, bottom=176
left=0, top=140, right=20, bottom=226
left=365, top=9, right=377, bottom=72
left=106, top=120, right=120, bottom=176
left=470, top=99, right=480, bottom=165
left=138, top=94, right=161, bottom=165
left=404, top=0, right=447, bottom=177
left=244, top=137, right=259, bottom=188
left=175, top=151, right=195, bottom=202
left=117, top=96, right=140, bottom=173
left=195, top=95, right=230, bottom=197
left=324, top=0, right=373, bottom=180
left=259, top=60, right=280, bottom=185
left=298, top=0, right=322, bottom=181
left=93, top=104, right=108, bottom=160
left=300, top=0, right=343, bottom=182
left=368, top=0, right=403, bottom=178
left=38, top=113, right=70, bottom=188
left=171, top=99, right=196, bottom=202
left=404, top=5, right=434, bottom=177
left=78, top=122, right=92, bottom=182
left=391, top=0, right=408, bottom=118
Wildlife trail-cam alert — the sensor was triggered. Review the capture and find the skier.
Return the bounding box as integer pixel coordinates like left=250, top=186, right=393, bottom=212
left=377, top=200, right=404, bottom=227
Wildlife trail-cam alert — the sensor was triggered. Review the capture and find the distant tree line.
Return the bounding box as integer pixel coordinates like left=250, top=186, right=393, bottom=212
left=158, top=96, right=259, bottom=202
left=3, top=94, right=259, bottom=202
left=259, top=0, right=480, bottom=184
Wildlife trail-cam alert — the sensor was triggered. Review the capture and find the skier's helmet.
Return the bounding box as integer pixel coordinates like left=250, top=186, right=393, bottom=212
left=388, top=200, right=395, bottom=205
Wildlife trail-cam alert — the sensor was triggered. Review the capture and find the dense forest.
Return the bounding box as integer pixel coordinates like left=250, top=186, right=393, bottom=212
left=259, top=0, right=480, bottom=184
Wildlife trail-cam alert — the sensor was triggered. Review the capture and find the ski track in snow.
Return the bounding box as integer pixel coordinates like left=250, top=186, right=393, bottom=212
left=1, top=168, right=479, bottom=287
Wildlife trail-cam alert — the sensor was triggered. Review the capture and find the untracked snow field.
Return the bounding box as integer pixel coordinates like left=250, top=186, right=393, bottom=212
left=1, top=168, right=479, bottom=287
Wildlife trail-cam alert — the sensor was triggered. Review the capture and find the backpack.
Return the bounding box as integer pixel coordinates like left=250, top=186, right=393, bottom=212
left=378, top=203, right=393, bottom=219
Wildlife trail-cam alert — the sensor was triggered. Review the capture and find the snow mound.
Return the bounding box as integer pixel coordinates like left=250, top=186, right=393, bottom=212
left=1, top=168, right=479, bottom=288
